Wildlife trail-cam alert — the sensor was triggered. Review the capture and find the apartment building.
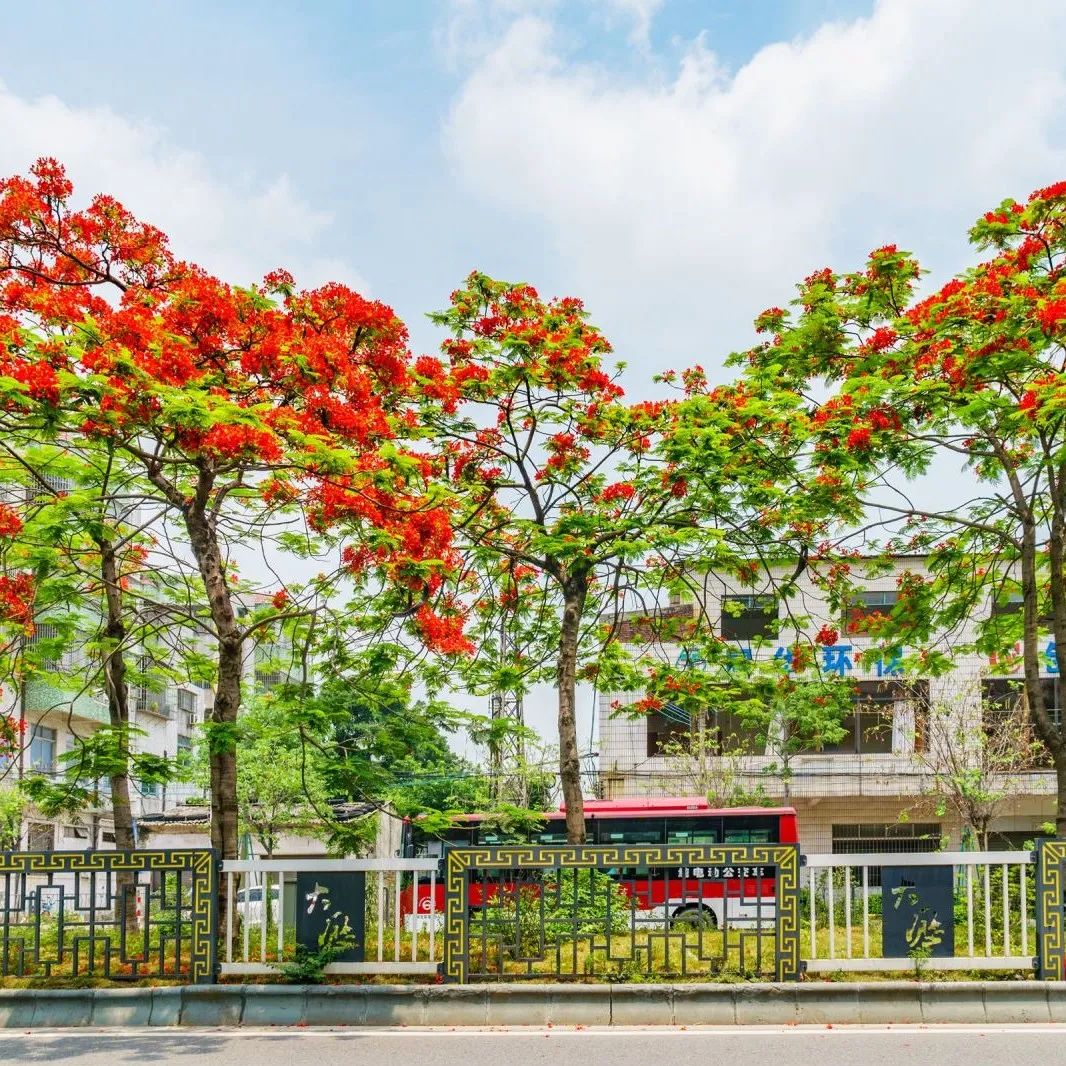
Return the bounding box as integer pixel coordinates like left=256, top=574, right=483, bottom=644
left=597, top=555, right=1059, bottom=856
left=1, top=594, right=294, bottom=852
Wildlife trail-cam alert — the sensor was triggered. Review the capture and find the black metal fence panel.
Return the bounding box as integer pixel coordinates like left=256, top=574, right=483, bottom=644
left=442, top=844, right=801, bottom=983
left=1036, top=839, right=1066, bottom=980
left=0, top=849, right=217, bottom=983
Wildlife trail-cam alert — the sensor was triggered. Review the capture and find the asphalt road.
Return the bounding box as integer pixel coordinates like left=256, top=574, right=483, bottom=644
left=0, top=1027, right=1064, bottom=1064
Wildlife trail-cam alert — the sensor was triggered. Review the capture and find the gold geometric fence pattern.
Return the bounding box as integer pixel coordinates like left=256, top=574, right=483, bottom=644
left=1037, top=839, right=1066, bottom=981
left=0, top=848, right=217, bottom=983
left=442, top=843, right=801, bottom=983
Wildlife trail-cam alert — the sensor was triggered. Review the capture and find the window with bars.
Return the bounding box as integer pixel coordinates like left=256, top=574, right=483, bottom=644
left=720, top=594, right=778, bottom=641
left=831, top=822, right=943, bottom=885
left=27, top=822, right=54, bottom=851
left=646, top=705, right=768, bottom=757
left=255, top=642, right=288, bottom=689
left=981, top=677, right=1061, bottom=769
left=806, top=680, right=927, bottom=755
left=646, top=707, right=690, bottom=756
left=29, top=726, right=56, bottom=774
left=25, top=623, right=60, bottom=671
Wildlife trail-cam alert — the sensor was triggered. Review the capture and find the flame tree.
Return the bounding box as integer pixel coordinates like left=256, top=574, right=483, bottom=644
left=739, top=178, right=1066, bottom=834
left=0, top=160, right=458, bottom=873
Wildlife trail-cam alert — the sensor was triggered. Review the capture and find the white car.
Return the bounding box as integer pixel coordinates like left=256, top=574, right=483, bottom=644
left=235, top=884, right=279, bottom=925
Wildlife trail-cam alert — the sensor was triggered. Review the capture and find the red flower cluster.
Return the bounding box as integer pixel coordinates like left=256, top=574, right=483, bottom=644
left=0, top=573, right=34, bottom=629
left=0, top=713, right=25, bottom=760
left=0, top=504, right=22, bottom=538
left=814, top=625, right=839, bottom=647
left=599, top=482, right=636, bottom=504
left=1037, top=298, right=1066, bottom=334
left=414, top=605, right=474, bottom=656
left=845, top=426, right=871, bottom=451
left=631, top=695, right=664, bottom=715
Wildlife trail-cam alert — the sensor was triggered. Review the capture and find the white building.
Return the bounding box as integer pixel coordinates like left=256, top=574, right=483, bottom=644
left=1, top=593, right=294, bottom=852
left=598, top=555, right=1059, bottom=855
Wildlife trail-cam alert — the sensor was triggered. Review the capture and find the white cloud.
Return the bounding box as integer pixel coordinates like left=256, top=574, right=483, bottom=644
left=443, top=0, right=1066, bottom=378
left=0, top=82, right=372, bottom=293
left=598, top=0, right=664, bottom=50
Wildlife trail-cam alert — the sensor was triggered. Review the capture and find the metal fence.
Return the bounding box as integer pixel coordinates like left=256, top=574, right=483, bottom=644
left=441, top=844, right=802, bottom=983
left=0, top=849, right=216, bottom=982
left=804, top=850, right=1041, bottom=973
left=218, top=857, right=440, bottom=978
left=0, top=842, right=1062, bottom=985
left=1036, top=839, right=1066, bottom=979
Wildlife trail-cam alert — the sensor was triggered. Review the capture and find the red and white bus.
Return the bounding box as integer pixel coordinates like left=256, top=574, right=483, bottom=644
left=400, top=797, right=798, bottom=929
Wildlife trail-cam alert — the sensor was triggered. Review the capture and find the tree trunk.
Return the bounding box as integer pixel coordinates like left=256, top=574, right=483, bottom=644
left=1021, top=521, right=1066, bottom=836
left=184, top=497, right=242, bottom=929
left=99, top=541, right=137, bottom=852
left=558, top=576, right=587, bottom=843
left=1045, top=519, right=1066, bottom=836
left=99, top=540, right=138, bottom=928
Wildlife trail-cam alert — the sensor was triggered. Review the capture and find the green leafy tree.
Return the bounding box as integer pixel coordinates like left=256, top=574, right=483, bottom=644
left=424, top=274, right=761, bottom=841
left=0, top=159, right=456, bottom=889
left=738, top=177, right=1066, bottom=833
left=0, top=436, right=182, bottom=854
left=0, top=787, right=23, bottom=850
left=231, top=701, right=331, bottom=858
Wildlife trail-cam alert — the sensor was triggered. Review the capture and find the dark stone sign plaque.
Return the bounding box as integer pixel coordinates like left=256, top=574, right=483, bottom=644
left=881, top=865, right=954, bottom=959
left=295, top=872, right=366, bottom=962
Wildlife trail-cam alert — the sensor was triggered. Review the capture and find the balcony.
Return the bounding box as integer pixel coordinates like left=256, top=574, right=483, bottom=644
left=23, top=680, right=109, bottom=725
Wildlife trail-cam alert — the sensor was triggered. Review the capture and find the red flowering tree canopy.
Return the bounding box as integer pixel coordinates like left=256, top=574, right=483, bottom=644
left=423, top=271, right=702, bottom=689
left=0, top=159, right=458, bottom=633
left=734, top=179, right=1066, bottom=826
left=734, top=179, right=1066, bottom=656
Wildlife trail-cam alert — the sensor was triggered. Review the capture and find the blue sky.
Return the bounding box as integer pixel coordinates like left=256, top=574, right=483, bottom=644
left=0, top=0, right=890, bottom=367
left=2, top=0, right=1065, bottom=750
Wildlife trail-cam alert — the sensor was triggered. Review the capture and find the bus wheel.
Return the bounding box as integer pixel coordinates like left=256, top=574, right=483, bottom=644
left=670, top=905, right=717, bottom=930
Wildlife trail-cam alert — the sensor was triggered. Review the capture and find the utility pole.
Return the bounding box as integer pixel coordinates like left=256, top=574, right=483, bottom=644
left=490, top=614, right=526, bottom=806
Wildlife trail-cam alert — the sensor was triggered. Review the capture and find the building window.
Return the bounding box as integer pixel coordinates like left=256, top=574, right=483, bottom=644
left=810, top=681, right=927, bottom=756
left=177, top=689, right=196, bottom=729
left=720, top=594, right=778, bottom=641
left=29, top=725, right=56, bottom=774
left=990, top=592, right=1053, bottom=622
left=843, top=590, right=899, bottom=636
left=63, top=825, right=89, bottom=841
left=832, top=822, right=942, bottom=851
left=832, top=822, right=942, bottom=883
left=176, top=735, right=194, bottom=771
left=646, top=706, right=690, bottom=756
left=704, top=706, right=767, bottom=755
left=27, top=822, right=54, bottom=851
left=25, top=623, right=60, bottom=671
left=139, top=779, right=159, bottom=799
left=982, top=678, right=1060, bottom=769
left=647, top=704, right=767, bottom=757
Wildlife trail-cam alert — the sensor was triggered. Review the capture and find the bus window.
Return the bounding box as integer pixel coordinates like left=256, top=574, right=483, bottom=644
left=724, top=828, right=772, bottom=843
left=534, top=825, right=570, bottom=846
left=410, top=826, right=475, bottom=857
left=722, top=815, right=778, bottom=844
left=476, top=827, right=521, bottom=846
left=666, top=818, right=720, bottom=845
left=597, top=819, right=665, bottom=846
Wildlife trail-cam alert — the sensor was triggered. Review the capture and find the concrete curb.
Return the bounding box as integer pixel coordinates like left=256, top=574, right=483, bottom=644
left=0, top=982, right=1064, bottom=1028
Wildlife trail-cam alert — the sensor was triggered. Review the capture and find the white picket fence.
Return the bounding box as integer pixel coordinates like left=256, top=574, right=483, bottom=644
left=219, top=858, right=440, bottom=977
left=804, top=851, right=1036, bottom=973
